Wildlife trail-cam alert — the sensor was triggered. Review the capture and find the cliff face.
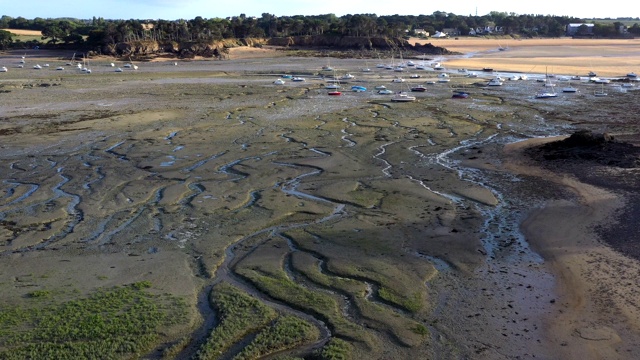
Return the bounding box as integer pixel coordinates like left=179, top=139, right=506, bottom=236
left=266, top=35, right=406, bottom=50
left=98, top=36, right=452, bottom=58
left=265, top=35, right=455, bottom=54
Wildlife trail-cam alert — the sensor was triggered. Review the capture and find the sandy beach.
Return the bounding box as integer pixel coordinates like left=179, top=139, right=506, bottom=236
left=1, top=38, right=639, bottom=359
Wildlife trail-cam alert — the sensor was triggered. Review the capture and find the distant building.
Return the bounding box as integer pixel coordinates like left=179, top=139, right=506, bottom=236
left=414, top=28, right=429, bottom=37
left=566, top=23, right=594, bottom=36
left=442, top=28, right=460, bottom=36
left=469, top=26, right=504, bottom=35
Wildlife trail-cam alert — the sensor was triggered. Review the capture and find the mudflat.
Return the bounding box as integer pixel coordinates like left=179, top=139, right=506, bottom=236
left=1, top=38, right=639, bottom=359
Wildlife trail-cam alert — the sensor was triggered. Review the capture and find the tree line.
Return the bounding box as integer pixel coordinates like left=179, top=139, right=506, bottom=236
left=1, top=12, right=639, bottom=51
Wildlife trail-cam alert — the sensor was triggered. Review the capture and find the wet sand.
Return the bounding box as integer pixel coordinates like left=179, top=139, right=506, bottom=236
left=1, top=40, right=640, bottom=359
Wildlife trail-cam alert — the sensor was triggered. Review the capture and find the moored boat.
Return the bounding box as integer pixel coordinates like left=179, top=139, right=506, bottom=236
left=391, top=92, right=416, bottom=102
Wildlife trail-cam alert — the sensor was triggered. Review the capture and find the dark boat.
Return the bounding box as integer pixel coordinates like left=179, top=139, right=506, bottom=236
left=411, top=85, right=427, bottom=92
left=452, top=91, right=469, bottom=99
left=328, top=91, right=342, bottom=96
left=482, top=67, right=494, bottom=72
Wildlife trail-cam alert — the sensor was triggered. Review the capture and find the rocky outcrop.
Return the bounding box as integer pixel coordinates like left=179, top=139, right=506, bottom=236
left=528, top=130, right=640, bottom=168
left=98, top=35, right=451, bottom=58
left=266, top=35, right=454, bottom=54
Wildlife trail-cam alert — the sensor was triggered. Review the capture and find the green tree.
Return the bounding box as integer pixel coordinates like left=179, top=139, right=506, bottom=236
left=0, top=29, right=13, bottom=49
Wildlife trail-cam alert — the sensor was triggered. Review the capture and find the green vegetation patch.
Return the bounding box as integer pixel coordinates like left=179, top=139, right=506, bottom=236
left=233, top=315, right=320, bottom=360
left=195, top=282, right=277, bottom=360
left=0, top=281, right=187, bottom=360
left=317, top=338, right=353, bottom=360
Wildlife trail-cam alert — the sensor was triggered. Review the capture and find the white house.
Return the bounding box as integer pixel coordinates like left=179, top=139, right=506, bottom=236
left=566, top=23, right=594, bottom=36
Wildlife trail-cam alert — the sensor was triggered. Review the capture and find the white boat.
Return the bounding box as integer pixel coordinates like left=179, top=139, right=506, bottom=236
left=124, top=63, right=132, bottom=68
left=377, top=89, right=393, bottom=95
left=43, top=64, right=49, bottom=67
left=110, top=62, right=115, bottom=67
left=56, top=66, right=64, bottom=71
left=487, top=77, right=503, bottom=86
left=438, top=74, right=450, bottom=83
left=391, top=92, right=416, bottom=102
left=536, top=89, right=558, bottom=98
left=594, top=78, right=610, bottom=84
left=519, top=74, right=528, bottom=80
left=594, top=83, right=607, bottom=97
left=393, top=66, right=404, bottom=72
left=467, top=72, right=478, bottom=78
left=0, top=66, right=7, bottom=72
left=115, top=67, right=123, bottom=72
left=33, top=64, right=42, bottom=69
left=374, top=85, right=387, bottom=90
left=392, top=77, right=405, bottom=83
left=273, top=79, right=285, bottom=85
left=406, top=60, right=415, bottom=66
left=571, top=75, right=581, bottom=81
left=292, top=77, right=305, bottom=82
left=341, top=73, right=355, bottom=80
left=325, top=83, right=341, bottom=89
left=622, top=82, right=635, bottom=88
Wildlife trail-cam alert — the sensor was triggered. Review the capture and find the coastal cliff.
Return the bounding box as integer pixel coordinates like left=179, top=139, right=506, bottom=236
left=96, top=36, right=454, bottom=58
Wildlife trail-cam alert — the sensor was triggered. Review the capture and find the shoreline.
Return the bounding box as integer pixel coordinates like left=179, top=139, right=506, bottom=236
left=503, top=137, right=640, bottom=358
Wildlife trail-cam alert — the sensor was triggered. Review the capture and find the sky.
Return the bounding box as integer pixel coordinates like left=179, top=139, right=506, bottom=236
left=1, top=0, right=635, bottom=21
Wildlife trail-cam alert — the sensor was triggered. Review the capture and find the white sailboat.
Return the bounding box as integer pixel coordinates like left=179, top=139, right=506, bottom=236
left=594, top=82, right=607, bottom=97
left=537, top=68, right=558, bottom=98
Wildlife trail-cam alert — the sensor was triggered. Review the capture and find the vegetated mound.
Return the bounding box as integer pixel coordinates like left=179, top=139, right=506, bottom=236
left=527, top=129, right=640, bottom=168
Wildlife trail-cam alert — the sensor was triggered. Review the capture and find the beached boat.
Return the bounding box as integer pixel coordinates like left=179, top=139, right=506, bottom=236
left=410, top=85, right=427, bottom=92
left=292, top=77, right=305, bottom=82
left=351, top=85, right=367, bottom=92
left=487, top=77, right=503, bottom=86
left=594, top=83, right=607, bottom=97
left=374, top=85, right=387, bottom=90
left=273, top=79, right=285, bottom=85
left=33, top=64, right=42, bottom=69
left=451, top=91, right=469, bottom=99
left=409, top=74, right=421, bottom=79
left=561, top=84, right=578, bottom=93
left=115, top=67, right=123, bottom=72
left=328, top=90, right=342, bottom=96
left=392, top=77, right=405, bottom=83
left=588, top=71, right=597, bottom=77
left=627, top=72, right=638, bottom=78
left=391, top=92, right=416, bottom=102
left=341, top=73, right=355, bottom=80
left=377, top=89, right=393, bottom=95
left=535, top=89, right=558, bottom=98
left=0, top=66, right=7, bottom=72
